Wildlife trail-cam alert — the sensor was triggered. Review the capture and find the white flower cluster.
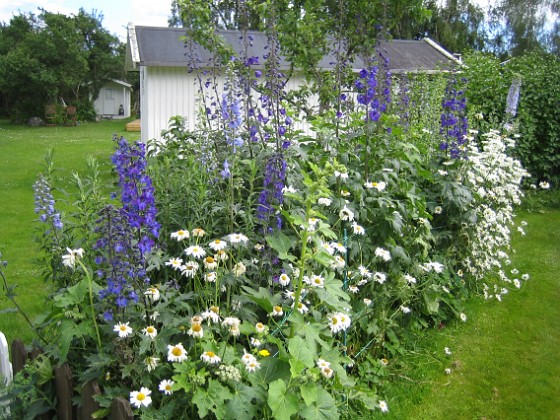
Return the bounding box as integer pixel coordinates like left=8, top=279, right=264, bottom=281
left=461, top=130, right=530, bottom=284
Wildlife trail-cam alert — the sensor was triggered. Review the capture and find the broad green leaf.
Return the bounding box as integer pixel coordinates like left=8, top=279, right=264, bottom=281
left=192, top=379, right=232, bottom=420
left=300, top=382, right=318, bottom=406
left=225, top=383, right=266, bottom=420
left=288, top=336, right=315, bottom=369
left=289, top=358, right=306, bottom=377
left=300, top=387, right=339, bottom=420
left=265, top=232, right=296, bottom=261
left=267, top=379, right=299, bottom=420
left=252, top=356, right=291, bottom=385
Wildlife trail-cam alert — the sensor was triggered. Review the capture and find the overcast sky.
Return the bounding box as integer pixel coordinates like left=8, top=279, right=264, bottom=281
left=0, top=0, right=173, bottom=40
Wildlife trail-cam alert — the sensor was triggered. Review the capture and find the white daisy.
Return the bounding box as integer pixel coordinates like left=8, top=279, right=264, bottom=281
left=201, top=351, right=221, bottom=364
left=373, top=272, right=387, bottom=284
left=113, top=322, right=133, bottom=338
left=460, top=313, right=467, bottom=322
left=142, top=325, right=158, bottom=339
left=400, top=305, right=411, bottom=314
left=185, top=245, right=206, bottom=259
left=192, top=228, right=206, bottom=237
left=320, top=367, right=334, bottom=379
left=201, top=306, right=221, bottom=323
left=62, top=247, right=84, bottom=268
left=130, top=387, right=152, bottom=408
left=181, top=261, right=199, bottom=278
left=250, top=337, right=261, bottom=347
left=170, top=229, right=189, bottom=241
left=318, top=197, right=332, bottom=206
left=167, top=343, right=188, bottom=362
left=245, top=360, right=261, bottom=372
left=352, top=222, right=365, bottom=235
left=348, top=285, right=359, bottom=293
left=513, top=279, right=521, bottom=288
left=444, top=347, right=452, bottom=355
left=404, top=274, right=417, bottom=284
left=144, top=287, right=160, bottom=301
left=316, top=359, right=331, bottom=369
left=232, top=262, right=246, bottom=276
left=292, top=301, right=309, bottom=314
left=339, top=205, right=355, bottom=221
left=205, top=271, right=217, bottom=283
left=241, top=350, right=257, bottom=365
left=229, top=233, right=249, bottom=245
left=310, top=274, right=325, bottom=288
left=144, top=356, right=159, bottom=372
left=521, top=273, right=530, bottom=281
left=363, top=298, right=372, bottom=306
left=165, top=257, right=183, bottom=270
left=158, top=379, right=174, bottom=395
left=378, top=400, right=389, bottom=412
left=215, top=250, right=229, bottom=261
left=375, top=247, right=391, bottom=262
left=270, top=305, right=283, bottom=317
left=208, top=239, right=227, bottom=251
left=278, top=273, right=291, bottom=287
left=203, top=256, right=217, bottom=269
left=187, top=323, right=204, bottom=338
left=255, top=322, right=266, bottom=333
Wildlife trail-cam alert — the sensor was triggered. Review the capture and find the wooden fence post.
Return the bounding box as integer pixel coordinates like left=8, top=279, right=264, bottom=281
left=54, top=363, right=74, bottom=420
left=109, top=397, right=134, bottom=420
left=11, top=339, right=26, bottom=376
left=77, top=380, right=101, bottom=420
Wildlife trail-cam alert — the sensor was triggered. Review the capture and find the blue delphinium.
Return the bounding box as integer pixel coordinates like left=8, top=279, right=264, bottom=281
left=111, top=136, right=160, bottom=254
left=257, top=153, right=286, bottom=232
left=440, top=76, right=468, bottom=159
left=33, top=174, right=63, bottom=230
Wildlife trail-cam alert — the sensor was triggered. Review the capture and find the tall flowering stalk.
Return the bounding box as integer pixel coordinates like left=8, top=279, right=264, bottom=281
left=440, top=75, right=468, bottom=159
left=96, top=137, right=160, bottom=320
left=33, top=174, right=63, bottom=231
left=257, top=153, right=286, bottom=233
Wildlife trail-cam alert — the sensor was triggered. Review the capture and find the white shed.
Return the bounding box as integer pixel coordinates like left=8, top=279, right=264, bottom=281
left=93, top=79, right=133, bottom=119
left=125, top=24, right=460, bottom=142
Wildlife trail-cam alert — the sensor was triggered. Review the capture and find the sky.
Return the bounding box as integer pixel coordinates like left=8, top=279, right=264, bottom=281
left=0, top=0, right=174, bottom=40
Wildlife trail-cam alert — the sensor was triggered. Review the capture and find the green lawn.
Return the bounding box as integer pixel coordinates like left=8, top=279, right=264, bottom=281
left=0, top=119, right=140, bottom=344
left=371, top=208, right=560, bottom=419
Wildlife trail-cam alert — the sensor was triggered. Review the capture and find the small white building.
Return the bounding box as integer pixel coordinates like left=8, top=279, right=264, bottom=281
left=125, top=24, right=460, bottom=142
left=93, top=79, right=133, bottom=119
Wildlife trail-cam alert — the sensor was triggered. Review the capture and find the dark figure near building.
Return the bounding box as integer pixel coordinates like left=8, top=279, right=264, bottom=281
left=119, top=104, right=125, bottom=116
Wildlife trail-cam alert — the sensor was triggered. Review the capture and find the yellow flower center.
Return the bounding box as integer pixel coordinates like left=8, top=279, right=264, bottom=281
left=165, top=384, right=171, bottom=391
left=178, top=230, right=185, bottom=235
left=274, top=306, right=282, bottom=312
left=146, top=327, right=155, bottom=333
left=206, top=257, right=215, bottom=263
left=332, top=317, right=338, bottom=324
left=120, top=325, right=127, bottom=331
left=210, top=306, right=219, bottom=313
left=192, top=324, right=202, bottom=332
left=206, top=351, right=215, bottom=357
left=256, top=322, right=264, bottom=329
left=172, top=347, right=183, bottom=357
left=137, top=392, right=145, bottom=401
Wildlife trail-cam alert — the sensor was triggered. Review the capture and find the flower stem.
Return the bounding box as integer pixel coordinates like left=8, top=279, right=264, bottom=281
left=78, top=260, right=103, bottom=350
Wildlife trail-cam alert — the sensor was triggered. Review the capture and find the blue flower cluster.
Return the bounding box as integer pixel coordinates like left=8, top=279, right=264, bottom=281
left=95, top=205, right=144, bottom=320
left=440, top=77, right=468, bottom=159
left=356, top=66, right=382, bottom=123
left=257, top=153, right=286, bottom=231
left=33, top=174, right=63, bottom=230
left=111, top=136, right=160, bottom=254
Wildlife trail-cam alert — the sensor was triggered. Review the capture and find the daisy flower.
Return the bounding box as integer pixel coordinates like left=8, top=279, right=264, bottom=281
left=444, top=347, right=452, bottom=355
left=434, top=206, right=443, bottom=214
left=348, top=285, right=359, bottom=293
left=363, top=298, right=372, bottom=305
left=521, top=273, right=530, bottom=281
left=229, top=233, right=249, bottom=245
left=250, top=337, right=261, bottom=347
left=379, top=400, right=389, bottom=412
left=215, top=250, right=229, bottom=261
left=255, top=322, right=266, bottom=333
left=340, top=189, right=350, bottom=197
left=205, top=271, right=217, bottom=283
left=187, top=323, right=204, bottom=338
left=375, top=247, right=391, bottom=262
left=232, top=262, right=246, bottom=276
left=380, top=358, right=388, bottom=366
left=130, top=387, right=152, bottom=408
left=185, top=245, right=206, bottom=259
left=158, top=379, right=174, bottom=395
left=144, top=356, right=159, bottom=372
left=328, top=312, right=351, bottom=333
left=201, top=351, right=221, bottom=364
left=144, top=287, right=160, bottom=302
left=292, top=301, right=309, bottom=314
left=254, top=243, right=265, bottom=251
left=404, top=274, right=417, bottom=284
left=229, top=325, right=241, bottom=337
left=170, top=229, right=189, bottom=241
left=270, top=305, right=283, bottom=317
left=245, top=360, right=261, bottom=372
left=241, top=351, right=257, bottom=365
left=318, top=197, right=332, bottom=206
left=203, top=256, right=217, bottom=269
left=400, top=305, right=411, bottom=314
left=339, top=205, right=355, bottom=221
left=460, top=313, right=467, bottom=322
left=331, top=242, right=347, bottom=254
left=181, top=261, right=199, bottom=278
left=373, top=272, right=387, bottom=284
left=142, top=325, right=158, bottom=339
left=192, top=228, right=206, bottom=237
left=310, top=274, right=325, bottom=288
left=320, top=367, right=334, bottom=378
left=317, top=359, right=331, bottom=369
left=352, top=222, right=365, bottom=235
left=113, top=322, right=133, bottom=338
left=201, top=306, right=221, bottom=323
left=191, top=315, right=203, bottom=325
left=278, top=273, right=291, bottom=287
left=165, top=257, right=183, bottom=270
left=208, top=239, right=227, bottom=251
left=332, top=255, right=345, bottom=269
left=358, top=265, right=372, bottom=278
left=167, top=343, right=188, bottom=362
left=513, top=278, right=521, bottom=288
left=282, top=185, right=297, bottom=194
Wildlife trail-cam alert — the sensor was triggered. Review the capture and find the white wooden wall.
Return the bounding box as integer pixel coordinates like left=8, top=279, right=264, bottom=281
left=140, top=66, right=319, bottom=143
left=0, top=331, right=12, bottom=385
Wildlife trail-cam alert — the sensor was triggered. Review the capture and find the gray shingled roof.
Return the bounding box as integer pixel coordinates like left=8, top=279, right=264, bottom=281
left=128, top=25, right=460, bottom=73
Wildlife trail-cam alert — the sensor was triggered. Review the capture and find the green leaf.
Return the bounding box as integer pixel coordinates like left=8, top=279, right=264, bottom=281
left=288, top=336, right=315, bottom=369
left=300, top=382, right=318, bottom=406
left=252, top=356, right=291, bottom=385
left=225, top=383, right=266, bottom=420
left=289, top=358, right=306, bottom=377
left=241, top=286, right=278, bottom=313
left=300, top=387, right=339, bottom=420
left=267, top=379, right=299, bottom=420
left=266, top=232, right=296, bottom=261
left=192, top=379, right=232, bottom=420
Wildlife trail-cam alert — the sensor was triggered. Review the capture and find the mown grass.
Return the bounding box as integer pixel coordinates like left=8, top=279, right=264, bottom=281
left=370, top=206, right=560, bottom=419
left=0, top=119, right=140, bottom=345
